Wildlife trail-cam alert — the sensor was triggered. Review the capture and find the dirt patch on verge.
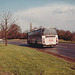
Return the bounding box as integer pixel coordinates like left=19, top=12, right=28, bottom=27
left=0, top=73, right=15, bottom=75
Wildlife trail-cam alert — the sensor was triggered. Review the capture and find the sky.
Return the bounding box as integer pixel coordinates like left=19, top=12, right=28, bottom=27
left=0, top=0, right=75, bottom=32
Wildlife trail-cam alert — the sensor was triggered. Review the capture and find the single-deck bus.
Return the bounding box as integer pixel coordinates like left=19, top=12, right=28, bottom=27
left=27, top=28, right=58, bottom=47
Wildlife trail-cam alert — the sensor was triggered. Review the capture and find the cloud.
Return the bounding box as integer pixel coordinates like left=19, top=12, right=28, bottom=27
left=14, top=4, right=75, bottom=32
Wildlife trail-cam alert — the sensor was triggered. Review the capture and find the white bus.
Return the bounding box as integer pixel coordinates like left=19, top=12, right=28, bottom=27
left=27, top=28, right=58, bottom=47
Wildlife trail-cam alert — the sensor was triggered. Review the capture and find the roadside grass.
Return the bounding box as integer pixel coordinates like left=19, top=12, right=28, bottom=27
left=59, top=40, right=75, bottom=43
left=0, top=43, right=75, bottom=75
left=7, top=39, right=27, bottom=42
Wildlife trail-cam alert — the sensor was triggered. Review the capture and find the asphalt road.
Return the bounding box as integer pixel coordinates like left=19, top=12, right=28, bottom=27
left=4, top=40, right=75, bottom=58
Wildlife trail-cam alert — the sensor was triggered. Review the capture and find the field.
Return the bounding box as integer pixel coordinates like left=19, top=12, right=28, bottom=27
left=0, top=43, right=75, bottom=75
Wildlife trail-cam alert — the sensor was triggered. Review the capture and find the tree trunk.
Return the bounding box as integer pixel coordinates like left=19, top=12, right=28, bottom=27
left=5, top=19, right=7, bottom=46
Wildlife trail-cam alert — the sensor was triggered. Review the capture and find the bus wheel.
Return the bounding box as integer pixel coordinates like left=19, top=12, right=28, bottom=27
left=35, top=41, right=37, bottom=44
left=50, top=45, right=53, bottom=48
left=40, top=44, right=43, bottom=48
left=50, top=45, right=55, bottom=48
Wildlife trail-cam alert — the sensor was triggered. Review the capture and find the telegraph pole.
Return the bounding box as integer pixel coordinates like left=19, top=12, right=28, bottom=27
left=30, top=22, right=32, bottom=32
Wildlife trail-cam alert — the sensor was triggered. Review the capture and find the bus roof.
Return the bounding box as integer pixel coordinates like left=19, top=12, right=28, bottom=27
left=28, top=27, right=57, bottom=35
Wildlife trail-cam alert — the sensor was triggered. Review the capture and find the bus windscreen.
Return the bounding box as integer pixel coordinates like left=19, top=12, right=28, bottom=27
left=44, top=28, right=57, bottom=35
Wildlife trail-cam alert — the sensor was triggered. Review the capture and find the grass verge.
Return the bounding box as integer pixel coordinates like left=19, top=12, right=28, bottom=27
left=0, top=43, right=75, bottom=75
left=59, top=40, right=75, bottom=43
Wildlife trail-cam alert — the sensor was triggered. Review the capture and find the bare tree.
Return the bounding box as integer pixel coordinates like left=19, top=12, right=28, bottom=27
left=0, top=12, right=16, bottom=46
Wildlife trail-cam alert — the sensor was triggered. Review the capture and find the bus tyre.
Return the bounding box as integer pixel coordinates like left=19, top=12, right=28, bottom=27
left=35, top=41, right=37, bottom=44
left=50, top=45, right=54, bottom=48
